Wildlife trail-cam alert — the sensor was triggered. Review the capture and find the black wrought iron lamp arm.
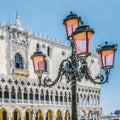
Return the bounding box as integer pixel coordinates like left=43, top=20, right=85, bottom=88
left=38, top=58, right=72, bottom=87
left=78, top=60, right=110, bottom=84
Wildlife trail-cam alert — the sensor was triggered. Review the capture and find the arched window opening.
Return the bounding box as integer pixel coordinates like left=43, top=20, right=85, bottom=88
left=15, top=53, right=24, bottom=69
left=46, top=90, right=49, bottom=101
left=65, top=110, right=70, bottom=120
left=80, top=94, right=83, bottom=104
left=46, top=110, right=52, bottom=120
left=87, top=96, right=90, bottom=105
left=35, top=93, right=39, bottom=100
left=55, top=92, right=58, bottom=102
left=11, top=87, right=16, bottom=99
left=64, top=92, right=67, bottom=102
left=29, top=89, right=33, bottom=100
left=36, top=43, right=41, bottom=52
left=0, top=87, right=2, bottom=98
left=44, top=60, right=48, bottom=72
left=17, top=87, right=22, bottom=99
left=35, top=89, right=39, bottom=100
left=80, top=111, right=86, bottom=120
left=40, top=89, right=44, bottom=101
left=24, top=88, right=28, bottom=100
left=47, top=46, right=51, bottom=57
left=68, top=93, right=71, bottom=102
left=50, top=91, right=53, bottom=101
left=2, top=110, right=7, bottom=120
left=88, top=111, right=93, bottom=120
left=25, top=111, right=29, bottom=120
left=56, top=110, right=62, bottom=120
left=0, top=91, right=2, bottom=98
left=4, top=86, right=9, bottom=99
left=14, top=111, right=18, bottom=120
left=36, top=109, right=43, bottom=120
left=60, top=92, right=63, bottom=102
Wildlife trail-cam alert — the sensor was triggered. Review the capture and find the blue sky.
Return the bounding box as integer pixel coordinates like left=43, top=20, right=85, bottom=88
left=0, top=0, right=120, bottom=115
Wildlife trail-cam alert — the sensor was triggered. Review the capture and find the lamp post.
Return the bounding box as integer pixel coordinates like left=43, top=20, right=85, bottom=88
left=31, top=12, right=117, bottom=120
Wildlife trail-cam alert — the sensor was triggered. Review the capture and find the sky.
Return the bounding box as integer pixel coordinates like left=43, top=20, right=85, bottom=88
left=0, top=0, right=120, bottom=115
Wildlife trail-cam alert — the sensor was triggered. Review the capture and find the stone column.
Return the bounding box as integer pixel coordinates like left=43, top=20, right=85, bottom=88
left=43, top=110, right=47, bottom=120
left=52, top=111, right=56, bottom=120
left=8, top=110, right=12, bottom=120
left=85, top=112, right=88, bottom=120
left=2, top=88, right=4, bottom=103
left=21, top=110, right=24, bottom=120
left=32, top=109, right=36, bottom=120
left=16, top=90, right=17, bottom=103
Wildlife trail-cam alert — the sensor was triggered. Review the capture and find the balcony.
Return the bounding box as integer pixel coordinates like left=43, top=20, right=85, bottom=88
left=12, top=68, right=29, bottom=78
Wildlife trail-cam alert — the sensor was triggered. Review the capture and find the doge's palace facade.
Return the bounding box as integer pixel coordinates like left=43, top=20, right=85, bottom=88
left=0, top=12, right=101, bottom=120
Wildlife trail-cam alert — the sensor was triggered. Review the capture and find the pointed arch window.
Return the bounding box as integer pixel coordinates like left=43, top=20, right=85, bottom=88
left=11, top=87, right=16, bottom=99
left=35, top=89, right=39, bottom=100
left=14, top=111, right=18, bottom=120
left=40, top=89, right=44, bottom=101
left=46, top=90, right=49, bottom=101
left=29, top=89, right=33, bottom=100
left=60, top=92, right=63, bottom=102
left=15, top=53, right=24, bottom=69
left=25, top=111, right=29, bottom=120
left=24, top=88, right=28, bottom=100
left=36, top=43, right=41, bottom=52
left=2, top=110, right=7, bottom=120
left=55, top=92, right=58, bottom=102
left=0, top=87, right=2, bottom=98
left=44, top=60, right=48, bottom=72
left=4, top=86, right=9, bottom=99
left=17, top=88, right=22, bottom=99
left=47, top=46, right=51, bottom=57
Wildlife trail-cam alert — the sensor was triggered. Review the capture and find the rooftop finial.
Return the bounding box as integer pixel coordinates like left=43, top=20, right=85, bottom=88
left=16, top=11, right=20, bottom=20
left=15, top=11, right=21, bottom=28
left=9, top=13, right=12, bottom=26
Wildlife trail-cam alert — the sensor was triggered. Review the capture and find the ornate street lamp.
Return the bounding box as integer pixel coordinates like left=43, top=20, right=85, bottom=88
left=31, top=51, right=46, bottom=86
left=31, top=12, right=117, bottom=120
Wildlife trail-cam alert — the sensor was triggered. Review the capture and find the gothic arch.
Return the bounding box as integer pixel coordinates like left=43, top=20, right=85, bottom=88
left=88, top=110, right=93, bottom=120
left=56, top=109, right=62, bottom=120
left=46, top=109, right=53, bottom=120
left=80, top=110, right=86, bottom=120
left=47, top=46, right=51, bottom=57
left=24, top=108, right=31, bottom=120
left=36, top=109, right=43, bottom=120
left=14, top=52, right=24, bottom=69
left=44, top=59, right=48, bottom=72
left=11, top=86, right=16, bottom=99
left=12, top=108, right=21, bottom=120
left=0, top=108, right=7, bottom=120
left=4, top=85, right=9, bottom=99
left=17, top=87, right=22, bottom=99
left=0, top=86, right=2, bottom=98
left=64, top=110, right=70, bottom=120
left=23, top=87, right=28, bottom=100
